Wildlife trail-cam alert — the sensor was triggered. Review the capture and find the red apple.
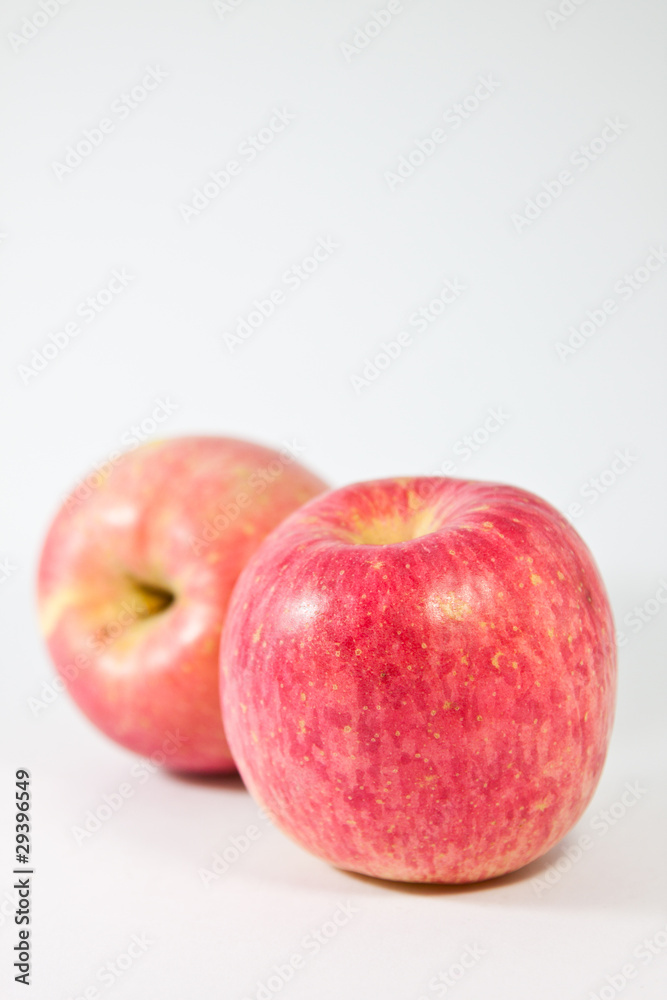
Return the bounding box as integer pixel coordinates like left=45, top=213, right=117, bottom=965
left=220, top=476, right=616, bottom=881
left=37, top=436, right=326, bottom=772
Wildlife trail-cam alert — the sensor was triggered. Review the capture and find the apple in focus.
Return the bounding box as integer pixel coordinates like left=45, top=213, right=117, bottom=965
left=37, top=436, right=327, bottom=772
left=220, top=476, right=616, bottom=881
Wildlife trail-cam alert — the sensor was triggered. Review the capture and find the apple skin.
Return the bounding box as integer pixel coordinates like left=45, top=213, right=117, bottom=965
left=220, top=476, right=616, bottom=882
left=37, top=436, right=327, bottom=773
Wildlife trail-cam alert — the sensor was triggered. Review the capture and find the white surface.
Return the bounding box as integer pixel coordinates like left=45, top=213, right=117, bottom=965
left=1, top=1, right=666, bottom=997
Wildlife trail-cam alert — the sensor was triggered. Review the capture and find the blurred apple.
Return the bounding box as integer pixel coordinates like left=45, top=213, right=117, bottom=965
left=38, top=436, right=326, bottom=772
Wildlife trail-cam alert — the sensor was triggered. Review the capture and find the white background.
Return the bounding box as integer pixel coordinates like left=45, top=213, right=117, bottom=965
left=1, top=0, right=666, bottom=997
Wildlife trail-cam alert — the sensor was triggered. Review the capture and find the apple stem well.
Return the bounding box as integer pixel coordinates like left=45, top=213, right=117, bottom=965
left=126, top=577, right=175, bottom=617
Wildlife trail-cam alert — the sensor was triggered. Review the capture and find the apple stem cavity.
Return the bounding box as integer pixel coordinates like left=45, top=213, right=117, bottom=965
left=126, top=576, right=175, bottom=617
